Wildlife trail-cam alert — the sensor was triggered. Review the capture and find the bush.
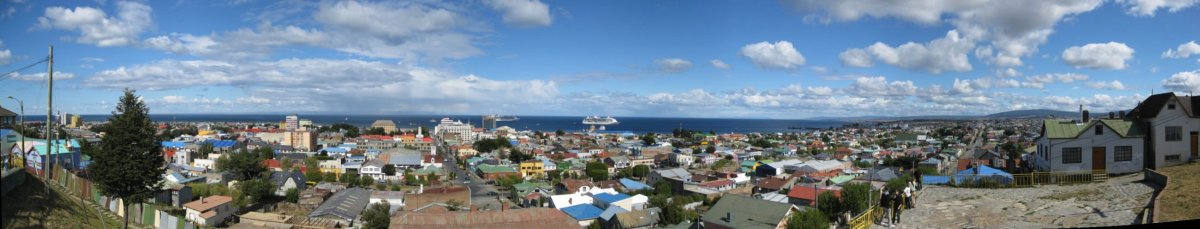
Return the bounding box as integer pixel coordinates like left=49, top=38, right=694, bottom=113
left=285, top=188, right=299, bottom=203
left=787, top=209, right=829, bottom=229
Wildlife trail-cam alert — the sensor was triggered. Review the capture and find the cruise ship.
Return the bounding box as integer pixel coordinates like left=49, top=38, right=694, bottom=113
left=582, top=116, right=619, bottom=125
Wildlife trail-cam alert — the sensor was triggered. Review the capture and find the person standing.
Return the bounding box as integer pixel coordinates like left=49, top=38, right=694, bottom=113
left=879, top=189, right=892, bottom=226
left=914, top=169, right=923, bottom=190
left=903, top=183, right=914, bottom=209
left=891, top=190, right=904, bottom=226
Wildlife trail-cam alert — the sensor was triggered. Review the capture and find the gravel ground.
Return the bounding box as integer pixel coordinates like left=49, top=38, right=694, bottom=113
left=870, top=173, right=1156, bottom=229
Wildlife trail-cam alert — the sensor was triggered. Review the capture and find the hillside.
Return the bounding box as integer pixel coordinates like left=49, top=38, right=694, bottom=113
left=986, top=109, right=1078, bottom=119
left=1, top=173, right=123, bottom=228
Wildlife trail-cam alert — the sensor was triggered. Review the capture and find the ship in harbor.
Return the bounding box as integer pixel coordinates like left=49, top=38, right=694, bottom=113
left=583, top=116, right=619, bottom=125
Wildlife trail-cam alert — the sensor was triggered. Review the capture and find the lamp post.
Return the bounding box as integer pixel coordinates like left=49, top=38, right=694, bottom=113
left=7, top=96, right=24, bottom=171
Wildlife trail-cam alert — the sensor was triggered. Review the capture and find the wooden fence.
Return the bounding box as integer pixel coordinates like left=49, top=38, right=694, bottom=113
left=34, top=164, right=198, bottom=229
left=922, top=170, right=1107, bottom=188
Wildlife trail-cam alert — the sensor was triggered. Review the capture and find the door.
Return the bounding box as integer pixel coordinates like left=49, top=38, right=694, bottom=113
left=1191, top=132, right=1198, bottom=158
left=1092, top=147, right=1106, bottom=171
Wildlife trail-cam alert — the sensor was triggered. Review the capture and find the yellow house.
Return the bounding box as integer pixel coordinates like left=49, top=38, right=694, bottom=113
left=519, top=160, right=544, bottom=179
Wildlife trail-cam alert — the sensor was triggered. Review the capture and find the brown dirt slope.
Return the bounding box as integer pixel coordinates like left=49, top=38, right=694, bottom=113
left=1156, top=162, right=1200, bottom=222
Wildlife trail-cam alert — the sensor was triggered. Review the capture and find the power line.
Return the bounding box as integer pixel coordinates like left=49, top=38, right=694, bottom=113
left=0, top=57, right=51, bottom=82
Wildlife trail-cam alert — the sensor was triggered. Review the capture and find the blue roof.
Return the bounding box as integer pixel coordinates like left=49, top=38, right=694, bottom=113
left=619, top=178, right=652, bottom=190
left=0, top=129, right=13, bottom=137
left=204, top=139, right=237, bottom=148
left=592, top=193, right=631, bottom=204
left=955, top=165, right=1012, bottom=177
left=561, top=204, right=603, bottom=220
left=319, top=147, right=349, bottom=153
left=162, top=141, right=186, bottom=148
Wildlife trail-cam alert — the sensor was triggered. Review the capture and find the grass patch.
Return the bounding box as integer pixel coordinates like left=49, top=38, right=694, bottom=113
left=1, top=174, right=124, bottom=229
left=1156, top=161, right=1200, bottom=222
left=1039, top=189, right=1103, bottom=201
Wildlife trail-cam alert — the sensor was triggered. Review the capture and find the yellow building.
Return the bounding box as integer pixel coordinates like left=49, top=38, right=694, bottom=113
left=69, top=115, right=81, bottom=128
left=519, top=160, right=544, bottom=179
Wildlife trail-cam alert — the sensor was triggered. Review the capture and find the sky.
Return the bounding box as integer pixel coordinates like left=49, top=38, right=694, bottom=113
left=0, top=0, right=1198, bottom=119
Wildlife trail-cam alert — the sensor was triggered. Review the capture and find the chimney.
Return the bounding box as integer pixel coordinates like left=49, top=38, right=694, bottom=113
left=1082, top=110, right=1090, bottom=123
left=200, top=196, right=206, bottom=203
left=725, top=212, right=733, bottom=222
left=1109, top=112, right=1115, bottom=119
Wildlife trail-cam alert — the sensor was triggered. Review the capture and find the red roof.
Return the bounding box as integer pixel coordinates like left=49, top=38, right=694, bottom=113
left=757, top=177, right=788, bottom=190
left=700, top=179, right=734, bottom=188
left=163, top=148, right=176, bottom=158
left=262, top=159, right=281, bottom=169
left=957, top=159, right=991, bottom=171
left=787, top=185, right=841, bottom=206
left=422, top=137, right=433, bottom=142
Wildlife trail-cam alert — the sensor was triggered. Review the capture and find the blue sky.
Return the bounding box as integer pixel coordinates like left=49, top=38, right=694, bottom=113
left=0, top=0, right=1198, bottom=118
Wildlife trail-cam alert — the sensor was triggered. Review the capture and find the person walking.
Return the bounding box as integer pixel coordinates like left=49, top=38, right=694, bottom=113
left=891, top=190, right=904, bottom=227
left=914, top=169, right=923, bottom=190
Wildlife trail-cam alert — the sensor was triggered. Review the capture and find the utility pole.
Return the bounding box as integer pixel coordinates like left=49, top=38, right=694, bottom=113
left=44, top=45, right=53, bottom=194
left=6, top=97, right=24, bottom=172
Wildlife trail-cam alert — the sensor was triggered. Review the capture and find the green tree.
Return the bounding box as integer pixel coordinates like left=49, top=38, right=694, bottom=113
left=281, top=158, right=293, bottom=170
left=197, top=142, right=215, bottom=160
left=446, top=199, right=465, bottom=211
left=473, top=138, right=513, bottom=154
left=90, top=89, right=166, bottom=229
left=217, top=148, right=268, bottom=180
left=631, top=164, right=651, bottom=179
left=342, top=172, right=358, bottom=187
left=390, top=184, right=402, bottom=191
left=364, top=127, right=387, bottom=136
left=641, top=133, right=657, bottom=146
left=304, top=157, right=319, bottom=170
left=382, top=164, right=396, bottom=176
left=324, top=172, right=338, bottom=183
left=585, top=161, right=609, bottom=181
left=236, top=178, right=275, bottom=207
left=787, top=209, right=830, bottom=229
left=556, top=129, right=565, bottom=137
left=816, top=191, right=842, bottom=222
left=285, top=188, right=299, bottom=203
left=361, top=201, right=391, bottom=229
left=257, top=146, right=275, bottom=160
left=361, top=175, right=376, bottom=188
left=841, top=182, right=872, bottom=215
left=306, top=169, right=323, bottom=183
left=706, top=145, right=716, bottom=154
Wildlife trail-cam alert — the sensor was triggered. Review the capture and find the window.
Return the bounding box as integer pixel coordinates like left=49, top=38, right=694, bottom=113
left=1166, top=126, right=1183, bottom=142
left=1095, top=125, right=1103, bottom=135
left=1115, top=146, right=1133, bottom=162
left=1063, top=147, right=1082, bottom=164
left=1166, top=155, right=1181, bottom=162
left=1168, top=103, right=1176, bottom=110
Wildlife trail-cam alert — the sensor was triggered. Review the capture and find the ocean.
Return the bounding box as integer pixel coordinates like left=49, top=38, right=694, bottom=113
left=33, top=114, right=845, bottom=134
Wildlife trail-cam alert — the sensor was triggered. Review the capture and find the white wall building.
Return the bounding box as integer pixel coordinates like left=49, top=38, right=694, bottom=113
left=1126, top=92, right=1200, bottom=168
left=1035, top=118, right=1144, bottom=174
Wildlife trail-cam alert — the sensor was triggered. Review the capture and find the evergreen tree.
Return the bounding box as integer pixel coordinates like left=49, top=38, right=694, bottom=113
left=90, top=89, right=165, bottom=229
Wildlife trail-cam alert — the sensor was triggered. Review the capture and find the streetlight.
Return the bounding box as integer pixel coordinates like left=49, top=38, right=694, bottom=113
left=7, top=96, right=25, bottom=172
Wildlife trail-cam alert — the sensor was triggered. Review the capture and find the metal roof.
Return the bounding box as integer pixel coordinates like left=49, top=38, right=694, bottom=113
left=702, top=195, right=801, bottom=229
left=560, top=204, right=603, bottom=220
left=309, top=187, right=370, bottom=221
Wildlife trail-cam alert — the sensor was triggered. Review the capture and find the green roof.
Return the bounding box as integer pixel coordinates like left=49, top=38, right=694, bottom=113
left=829, top=175, right=856, bottom=184
left=476, top=164, right=517, bottom=174
left=702, top=195, right=801, bottom=228
left=512, top=181, right=552, bottom=192
left=1042, top=119, right=1144, bottom=139
left=412, top=166, right=444, bottom=175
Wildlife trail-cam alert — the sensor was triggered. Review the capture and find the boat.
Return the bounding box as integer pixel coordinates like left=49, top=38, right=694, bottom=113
left=495, top=115, right=520, bottom=121
left=582, top=116, right=619, bottom=125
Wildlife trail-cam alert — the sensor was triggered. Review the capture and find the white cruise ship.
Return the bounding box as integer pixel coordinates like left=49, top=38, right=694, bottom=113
left=582, top=116, right=619, bottom=125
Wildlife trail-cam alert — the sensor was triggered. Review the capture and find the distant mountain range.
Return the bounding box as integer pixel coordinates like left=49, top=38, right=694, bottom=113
left=811, top=109, right=1091, bottom=122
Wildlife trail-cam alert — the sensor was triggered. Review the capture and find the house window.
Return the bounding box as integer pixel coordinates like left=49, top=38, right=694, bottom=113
left=1062, top=147, right=1082, bottom=164
left=1095, top=125, right=1103, bottom=135
left=1166, top=126, right=1183, bottom=142
left=1166, top=155, right=1181, bottom=162
left=1168, top=103, right=1176, bottom=110
left=1115, top=146, right=1133, bottom=162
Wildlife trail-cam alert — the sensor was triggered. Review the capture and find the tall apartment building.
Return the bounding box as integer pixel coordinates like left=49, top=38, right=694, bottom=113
left=284, top=114, right=299, bottom=131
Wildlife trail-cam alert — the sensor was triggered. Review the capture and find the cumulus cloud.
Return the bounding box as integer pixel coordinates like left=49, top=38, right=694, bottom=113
left=1061, top=42, right=1135, bottom=70
left=485, top=0, right=552, bottom=28
left=740, top=41, right=806, bottom=70
left=0, top=40, right=9, bottom=65
left=85, top=58, right=558, bottom=114
left=1119, top=0, right=1200, bottom=16
left=654, top=58, right=693, bottom=73
left=845, top=76, right=918, bottom=97
left=1163, top=70, right=1200, bottom=92
left=952, top=77, right=1023, bottom=94
left=1086, top=80, right=1127, bottom=90
left=36, top=1, right=152, bottom=47
left=856, top=30, right=974, bottom=73
left=1162, top=41, right=1200, bottom=60
left=785, top=0, right=1104, bottom=67
left=838, top=48, right=872, bottom=67
left=710, top=59, right=730, bottom=69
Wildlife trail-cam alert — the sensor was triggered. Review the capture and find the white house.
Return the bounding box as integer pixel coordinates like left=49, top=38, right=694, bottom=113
left=268, top=171, right=306, bottom=196
left=1034, top=117, right=1144, bottom=174
left=184, top=196, right=234, bottom=227
left=1126, top=92, right=1200, bottom=168
left=361, top=159, right=386, bottom=181
left=369, top=190, right=405, bottom=213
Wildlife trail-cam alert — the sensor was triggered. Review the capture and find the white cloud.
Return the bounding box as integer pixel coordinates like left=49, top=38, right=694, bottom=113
left=740, top=41, right=806, bottom=70
left=654, top=58, right=693, bottom=73
left=0, top=48, right=9, bottom=66
left=1086, top=80, right=1127, bottom=90
left=1162, top=70, right=1200, bottom=92
left=858, top=30, right=974, bottom=73
left=485, top=0, right=552, bottom=28
left=311, top=1, right=483, bottom=60
left=785, top=0, right=1104, bottom=67
left=1162, top=41, right=1200, bottom=60
left=710, top=59, right=730, bottom=69
left=1118, top=0, right=1200, bottom=16
left=1061, top=42, right=1135, bottom=70
left=845, top=76, right=918, bottom=97
left=838, top=48, right=872, bottom=67
left=36, top=1, right=152, bottom=47
left=85, top=58, right=558, bottom=114
left=7, top=71, right=76, bottom=81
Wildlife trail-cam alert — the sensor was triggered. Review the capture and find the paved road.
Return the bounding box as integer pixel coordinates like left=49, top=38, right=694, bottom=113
left=440, top=141, right=504, bottom=210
